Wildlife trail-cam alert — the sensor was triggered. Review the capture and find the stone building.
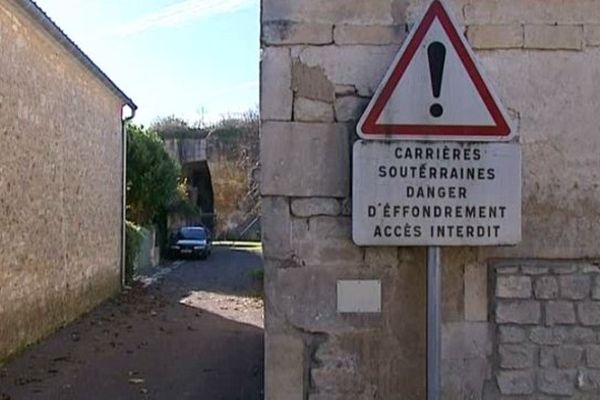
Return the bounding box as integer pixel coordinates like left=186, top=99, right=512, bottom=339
left=261, top=0, right=600, bottom=398
left=0, top=0, right=135, bottom=360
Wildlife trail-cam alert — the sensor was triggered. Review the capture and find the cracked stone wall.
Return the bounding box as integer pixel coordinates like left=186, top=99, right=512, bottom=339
left=260, top=0, right=600, bottom=398
left=0, top=0, right=124, bottom=360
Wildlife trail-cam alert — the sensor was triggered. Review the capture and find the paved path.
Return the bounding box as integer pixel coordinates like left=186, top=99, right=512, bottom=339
left=0, top=244, right=264, bottom=400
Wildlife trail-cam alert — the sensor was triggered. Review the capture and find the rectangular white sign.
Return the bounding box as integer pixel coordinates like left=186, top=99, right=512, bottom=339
left=337, top=280, right=382, bottom=313
left=352, top=140, right=521, bottom=246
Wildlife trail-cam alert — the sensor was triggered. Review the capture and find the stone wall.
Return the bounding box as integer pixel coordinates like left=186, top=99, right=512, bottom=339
left=260, top=0, right=600, bottom=398
left=0, top=0, right=125, bottom=360
left=493, top=261, right=600, bottom=398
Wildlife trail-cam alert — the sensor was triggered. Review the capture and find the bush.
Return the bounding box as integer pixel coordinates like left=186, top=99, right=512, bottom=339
left=126, top=125, right=181, bottom=225
left=125, top=221, right=144, bottom=285
left=127, top=124, right=199, bottom=258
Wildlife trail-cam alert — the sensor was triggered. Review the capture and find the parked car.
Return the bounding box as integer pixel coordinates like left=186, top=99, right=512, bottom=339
left=169, top=226, right=212, bottom=259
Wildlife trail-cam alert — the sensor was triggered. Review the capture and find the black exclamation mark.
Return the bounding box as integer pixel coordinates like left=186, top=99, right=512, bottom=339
left=428, top=41, right=446, bottom=118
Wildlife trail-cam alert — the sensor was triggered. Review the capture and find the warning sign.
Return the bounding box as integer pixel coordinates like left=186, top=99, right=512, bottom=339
left=352, top=140, right=521, bottom=246
left=357, top=0, right=512, bottom=141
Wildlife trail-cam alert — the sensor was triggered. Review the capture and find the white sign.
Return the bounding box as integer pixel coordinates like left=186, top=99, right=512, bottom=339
left=357, top=0, right=512, bottom=141
left=352, top=140, right=521, bottom=246
left=337, top=280, right=381, bottom=313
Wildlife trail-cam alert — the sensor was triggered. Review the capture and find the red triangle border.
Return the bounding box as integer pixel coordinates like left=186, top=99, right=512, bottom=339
left=361, top=0, right=511, bottom=137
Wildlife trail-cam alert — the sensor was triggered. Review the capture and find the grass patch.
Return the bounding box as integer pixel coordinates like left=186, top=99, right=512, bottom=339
left=249, top=268, right=264, bottom=282
left=248, top=267, right=264, bottom=299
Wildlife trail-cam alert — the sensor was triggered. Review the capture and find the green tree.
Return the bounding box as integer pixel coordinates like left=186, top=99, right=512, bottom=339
left=126, top=124, right=181, bottom=225
left=151, top=115, right=205, bottom=140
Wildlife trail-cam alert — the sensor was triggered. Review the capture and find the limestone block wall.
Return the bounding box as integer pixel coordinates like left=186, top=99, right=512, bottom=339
left=260, top=0, right=600, bottom=398
left=493, top=262, right=600, bottom=398
left=0, top=0, right=124, bottom=359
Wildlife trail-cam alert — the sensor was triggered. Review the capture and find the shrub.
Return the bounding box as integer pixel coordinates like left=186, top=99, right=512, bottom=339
left=125, top=221, right=144, bottom=285
left=126, top=125, right=181, bottom=225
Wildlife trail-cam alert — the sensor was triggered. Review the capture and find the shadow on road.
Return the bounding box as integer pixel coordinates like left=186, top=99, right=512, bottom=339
left=0, top=246, right=264, bottom=400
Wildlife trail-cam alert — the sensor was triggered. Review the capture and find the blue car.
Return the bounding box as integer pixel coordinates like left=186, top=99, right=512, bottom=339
left=169, top=226, right=212, bottom=259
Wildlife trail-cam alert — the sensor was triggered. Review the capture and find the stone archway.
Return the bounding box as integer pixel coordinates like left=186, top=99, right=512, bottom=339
left=182, top=160, right=215, bottom=232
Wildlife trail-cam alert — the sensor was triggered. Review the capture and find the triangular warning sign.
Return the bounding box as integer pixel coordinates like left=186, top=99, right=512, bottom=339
left=357, top=0, right=512, bottom=141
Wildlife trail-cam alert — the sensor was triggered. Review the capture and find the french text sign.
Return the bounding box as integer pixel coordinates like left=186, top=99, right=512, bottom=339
left=352, top=140, right=521, bottom=246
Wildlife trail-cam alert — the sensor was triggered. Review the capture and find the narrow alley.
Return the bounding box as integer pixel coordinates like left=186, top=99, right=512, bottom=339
left=0, top=245, right=264, bottom=400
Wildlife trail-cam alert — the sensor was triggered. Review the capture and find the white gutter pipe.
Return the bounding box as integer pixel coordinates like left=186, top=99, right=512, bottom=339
left=121, top=105, right=136, bottom=289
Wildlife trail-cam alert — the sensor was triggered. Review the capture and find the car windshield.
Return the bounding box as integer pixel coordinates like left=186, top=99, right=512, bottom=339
left=179, top=228, right=206, bottom=240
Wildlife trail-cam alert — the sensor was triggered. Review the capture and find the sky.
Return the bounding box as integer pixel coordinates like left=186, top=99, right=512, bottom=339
left=35, top=0, right=260, bottom=126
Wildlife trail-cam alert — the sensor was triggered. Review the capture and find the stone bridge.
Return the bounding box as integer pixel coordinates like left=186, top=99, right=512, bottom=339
left=164, top=137, right=215, bottom=231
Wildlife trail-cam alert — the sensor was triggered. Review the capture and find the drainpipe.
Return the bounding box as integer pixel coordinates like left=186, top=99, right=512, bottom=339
left=121, top=104, right=137, bottom=289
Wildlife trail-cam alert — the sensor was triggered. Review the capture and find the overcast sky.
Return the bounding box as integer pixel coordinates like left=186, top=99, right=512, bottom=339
left=35, top=0, right=260, bottom=126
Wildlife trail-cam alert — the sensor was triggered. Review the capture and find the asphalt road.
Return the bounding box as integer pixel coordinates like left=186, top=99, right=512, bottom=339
left=0, top=244, right=264, bottom=400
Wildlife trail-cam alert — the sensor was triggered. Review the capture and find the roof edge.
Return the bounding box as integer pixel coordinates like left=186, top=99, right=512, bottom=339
left=15, top=0, right=137, bottom=111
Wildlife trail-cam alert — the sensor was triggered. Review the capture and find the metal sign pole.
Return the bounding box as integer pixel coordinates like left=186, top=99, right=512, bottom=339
left=427, top=246, right=441, bottom=400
